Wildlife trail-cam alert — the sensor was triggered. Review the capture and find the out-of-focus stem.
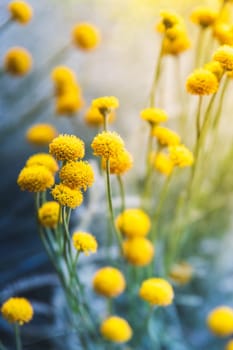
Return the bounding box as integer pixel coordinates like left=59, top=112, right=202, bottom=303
left=117, top=175, right=126, bottom=214
left=149, top=42, right=164, bottom=107
left=14, top=324, right=22, bottom=350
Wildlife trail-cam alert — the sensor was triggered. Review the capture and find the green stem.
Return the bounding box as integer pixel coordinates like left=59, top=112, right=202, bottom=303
left=14, top=324, right=22, bottom=350
left=195, top=96, right=203, bottom=141
left=194, top=28, right=205, bottom=68
left=212, top=75, right=229, bottom=130
left=149, top=42, right=164, bottom=107
left=0, top=18, right=12, bottom=32
left=117, top=175, right=126, bottom=214
left=141, top=127, right=154, bottom=208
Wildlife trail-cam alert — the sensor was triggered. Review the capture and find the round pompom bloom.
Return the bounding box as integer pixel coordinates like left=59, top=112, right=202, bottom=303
left=100, top=316, right=132, bottom=343
left=186, top=69, right=219, bottom=95
left=51, top=66, right=76, bottom=87
left=26, top=153, right=58, bottom=174
left=4, top=47, right=32, bottom=76
left=139, top=278, right=174, bottom=306
left=72, top=22, right=100, bottom=51
left=8, top=1, right=33, bottom=24
left=169, top=145, right=194, bottom=168
left=60, top=161, right=94, bottom=190
left=169, top=262, right=193, bottom=285
left=1, top=297, right=33, bottom=325
left=140, top=108, right=168, bottom=125
left=93, top=267, right=126, bottom=298
left=207, top=306, right=233, bottom=336
left=123, top=237, right=154, bottom=266
left=157, top=10, right=183, bottom=32
left=213, top=22, right=233, bottom=46
left=226, top=340, right=233, bottom=350
left=26, top=124, right=57, bottom=146
left=102, top=149, right=133, bottom=175
left=190, top=7, right=218, bottom=28
left=91, top=96, right=119, bottom=114
left=49, top=134, right=85, bottom=161
left=55, top=92, right=84, bottom=115
left=72, top=231, right=98, bottom=255
left=17, top=165, right=54, bottom=192
left=38, top=201, right=60, bottom=228
left=162, top=33, right=191, bottom=56
left=152, top=126, right=181, bottom=147
left=84, top=107, right=115, bottom=126
left=154, top=152, right=174, bottom=176
left=91, top=131, right=124, bottom=159
left=213, top=45, right=233, bottom=71
left=204, top=61, right=224, bottom=81
left=115, top=208, right=151, bottom=238
left=51, top=184, right=83, bottom=209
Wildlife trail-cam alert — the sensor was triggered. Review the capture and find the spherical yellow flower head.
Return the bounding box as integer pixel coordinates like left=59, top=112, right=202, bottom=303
left=204, top=61, right=224, bottom=81
left=8, top=1, right=33, bottom=24
left=226, top=340, right=233, bottom=350
left=4, top=47, right=32, bottom=76
left=207, top=306, right=233, bottom=336
left=26, top=124, right=57, bottom=146
left=100, top=316, right=132, bottom=343
left=49, top=134, right=85, bottom=161
left=93, top=267, right=126, bottom=298
left=156, top=10, right=183, bottom=33
left=91, top=131, right=124, bottom=159
left=84, top=107, right=115, bottom=126
left=72, top=23, right=100, bottom=51
left=169, top=262, right=193, bottom=285
left=213, top=22, right=233, bottom=46
left=190, top=7, right=218, bottom=28
left=38, top=201, right=60, bottom=228
left=140, top=108, right=168, bottom=125
left=139, top=278, right=174, bottom=306
left=1, top=297, right=33, bottom=325
left=59, top=161, right=94, bottom=190
left=115, top=208, right=151, bottom=238
left=26, top=153, right=58, bottom=174
left=169, top=145, right=194, bottom=168
left=102, top=149, right=133, bottom=175
left=213, top=45, right=233, bottom=71
left=154, top=152, right=174, bottom=176
left=51, top=66, right=76, bottom=90
left=162, top=32, right=191, bottom=56
left=123, top=237, right=154, bottom=266
left=92, top=96, right=119, bottom=116
left=17, top=165, right=54, bottom=192
left=72, top=231, right=98, bottom=255
left=51, top=184, right=83, bottom=209
left=152, top=126, right=181, bottom=147
left=55, top=91, right=84, bottom=115
left=186, top=69, right=219, bottom=95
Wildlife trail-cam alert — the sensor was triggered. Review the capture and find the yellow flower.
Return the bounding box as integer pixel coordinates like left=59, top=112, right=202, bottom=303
left=213, top=22, right=233, bottom=46
left=204, top=61, right=224, bottom=81
left=140, top=108, right=168, bottom=125
left=102, top=149, right=133, bottom=175
left=4, top=47, right=32, bottom=76
left=207, top=306, right=233, bottom=336
left=8, top=1, right=33, bottom=24
left=55, top=92, right=84, bottom=115
left=59, top=161, right=94, bottom=190
left=72, top=22, right=100, bottom=51
left=91, top=131, right=124, bottom=159
left=152, top=126, right=181, bottom=147
left=93, top=267, right=126, bottom=298
left=1, top=297, right=33, bottom=325
left=139, top=278, right=174, bottom=306
left=26, top=124, right=57, bottom=146
left=123, top=237, right=154, bottom=266
left=100, top=316, right=132, bottom=343
left=169, top=145, right=194, bottom=168
left=154, top=152, right=174, bottom=176
left=186, top=69, right=219, bottom=95
left=51, top=66, right=76, bottom=88
left=213, top=45, right=233, bottom=71
left=49, top=134, right=85, bottom=161
left=51, top=184, right=83, bottom=209
left=116, top=208, right=151, bottom=238
left=26, top=153, right=58, bottom=174
left=162, top=33, right=191, bottom=56
left=226, top=340, right=233, bottom=350
left=169, top=262, right=193, bottom=285
left=156, top=10, right=183, bottom=32
left=92, top=96, right=119, bottom=115
left=17, top=165, right=54, bottom=192
left=38, top=201, right=60, bottom=228
left=84, top=106, right=115, bottom=126
left=72, top=231, right=98, bottom=255
left=190, top=7, right=218, bottom=28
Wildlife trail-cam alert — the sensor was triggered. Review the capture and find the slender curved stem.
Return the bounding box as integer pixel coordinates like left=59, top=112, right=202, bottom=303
left=212, top=75, right=229, bottom=130
left=195, top=96, right=203, bottom=141
left=117, top=175, right=126, bottom=213
left=149, top=42, right=164, bottom=107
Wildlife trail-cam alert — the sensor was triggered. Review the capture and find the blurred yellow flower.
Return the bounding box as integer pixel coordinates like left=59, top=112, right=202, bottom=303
left=186, top=69, right=219, bottom=95
left=169, top=145, right=194, bottom=168
left=59, top=161, right=94, bottom=190
left=207, top=306, right=233, bottom=336
left=139, top=278, right=174, bottom=306
left=72, top=23, right=101, bottom=51
left=49, top=134, right=85, bottom=161
left=91, top=131, right=124, bottom=159
left=38, top=201, right=60, bottom=229
left=156, top=10, right=183, bottom=32
left=17, top=165, right=54, bottom=192
left=93, top=267, right=126, bottom=298
left=26, top=124, right=57, bottom=146
left=162, top=32, right=191, bottom=56
left=213, top=22, right=233, bottom=46
left=8, top=0, right=33, bottom=24
left=55, top=92, right=84, bottom=115
left=213, top=45, right=233, bottom=70
left=51, top=184, right=83, bottom=209
left=26, top=153, right=58, bottom=174
left=153, top=126, right=181, bottom=147
left=102, top=149, right=133, bottom=175
left=1, top=297, right=33, bottom=325
left=100, top=316, right=132, bottom=343
left=140, top=107, right=168, bottom=125
left=84, top=106, right=115, bottom=126
left=204, top=61, right=224, bottom=80
left=123, top=237, right=154, bottom=266
left=115, top=208, right=151, bottom=238
left=4, top=47, right=32, bottom=76
left=190, top=7, right=218, bottom=28
left=72, top=231, right=98, bottom=255
left=92, top=96, right=119, bottom=115
left=154, top=152, right=174, bottom=176
left=51, top=65, right=76, bottom=87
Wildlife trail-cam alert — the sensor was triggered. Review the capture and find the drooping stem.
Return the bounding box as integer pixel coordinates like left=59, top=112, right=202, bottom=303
left=117, top=175, right=126, bottom=214
left=14, top=324, right=22, bottom=350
